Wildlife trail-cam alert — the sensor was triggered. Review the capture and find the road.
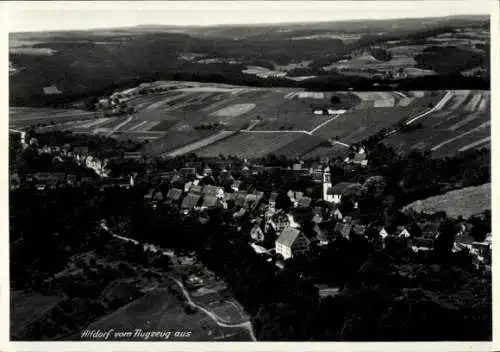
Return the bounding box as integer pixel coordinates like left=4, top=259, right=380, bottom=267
left=100, top=222, right=257, bottom=341
left=405, top=90, right=453, bottom=125
left=309, top=114, right=342, bottom=134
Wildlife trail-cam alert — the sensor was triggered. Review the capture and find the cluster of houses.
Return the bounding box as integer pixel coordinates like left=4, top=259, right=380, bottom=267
left=139, top=159, right=492, bottom=270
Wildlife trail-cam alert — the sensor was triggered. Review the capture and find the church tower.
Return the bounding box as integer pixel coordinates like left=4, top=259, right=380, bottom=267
left=323, top=166, right=333, bottom=203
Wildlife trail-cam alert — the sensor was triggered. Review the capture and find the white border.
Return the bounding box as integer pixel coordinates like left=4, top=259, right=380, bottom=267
left=1, top=1, right=498, bottom=351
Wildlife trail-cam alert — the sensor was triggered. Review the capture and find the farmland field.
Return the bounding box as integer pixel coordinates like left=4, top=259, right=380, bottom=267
left=195, top=132, right=305, bottom=159
left=16, top=82, right=489, bottom=160
left=10, top=107, right=97, bottom=128
left=403, top=183, right=491, bottom=219
left=384, top=90, right=490, bottom=157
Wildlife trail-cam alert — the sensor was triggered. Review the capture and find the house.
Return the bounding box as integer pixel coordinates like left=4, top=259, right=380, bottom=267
left=180, top=167, right=196, bottom=177
left=419, top=222, right=440, bottom=239
left=275, top=227, right=311, bottom=260
left=233, top=208, right=247, bottom=219
left=326, top=182, right=363, bottom=205
left=231, top=180, right=242, bottom=192
left=332, top=207, right=343, bottom=220
left=334, top=221, right=353, bottom=239
left=166, top=188, right=183, bottom=204
left=144, top=187, right=156, bottom=201
left=352, top=224, right=367, bottom=236
left=287, top=190, right=303, bottom=206
left=311, top=224, right=329, bottom=246
left=297, top=196, right=312, bottom=209
left=233, top=191, right=248, bottom=208
left=190, top=184, right=203, bottom=194
left=384, top=235, right=410, bottom=250
left=269, top=192, right=278, bottom=209
left=347, top=147, right=368, bottom=167
left=244, top=194, right=262, bottom=212
left=379, top=224, right=410, bottom=240
left=312, top=213, right=323, bottom=224
left=250, top=224, right=265, bottom=242
left=202, top=185, right=224, bottom=199
left=202, top=166, right=213, bottom=176
left=270, top=211, right=296, bottom=234
left=181, top=193, right=201, bottom=212
left=315, top=285, right=341, bottom=299
left=201, top=195, right=218, bottom=210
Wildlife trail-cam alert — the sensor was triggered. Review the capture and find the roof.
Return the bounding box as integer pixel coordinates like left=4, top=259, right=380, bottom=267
left=419, top=222, right=440, bottom=238
left=297, top=196, right=312, bottom=208
left=328, top=182, right=363, bottom=196
left=232, top=180, right=242, bottom=187
left=153, top=191, right=164, bottom=201
left=190, top=185, right=202, bottom=194
left=181, top=193, right=200, bottom=209
left=234, top=191, right=248, bottom=207
left=167, top=188, right=183, bottom=201
left=202, top=195, right=218, bottom=208
left=244, top=194, right=262, bottom=210
left=334, top=222, right=352, bottom=236
left=353, top=152, right=367, bottom=162
left=203, top=185, right=222, bottom=196
left=180, top=167, right=196, bottom=176
left=276, top=227, right=302, bottom=248
left=269, top=192, right=278, bottom=201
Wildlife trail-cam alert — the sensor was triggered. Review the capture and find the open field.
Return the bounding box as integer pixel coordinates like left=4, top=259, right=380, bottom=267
left=403, top=183, right=491, bottom=219
left=16, top=84, right=488, bottom=160
left=10, top=290, right=65, bottom=340
left=384, top=90, right=490, bottom=157
left=68, top=283, right=251, bottom=341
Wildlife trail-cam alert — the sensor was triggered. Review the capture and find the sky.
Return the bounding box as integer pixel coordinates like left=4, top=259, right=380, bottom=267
left=7, top=1, right=492, bottom=33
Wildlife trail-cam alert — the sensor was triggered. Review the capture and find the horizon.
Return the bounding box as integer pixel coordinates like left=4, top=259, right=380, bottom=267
left=7, top=0, right=492, bottom=33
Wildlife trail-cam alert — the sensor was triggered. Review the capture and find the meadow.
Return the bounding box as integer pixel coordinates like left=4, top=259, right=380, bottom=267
left=403, top=183, right=491, bottom=219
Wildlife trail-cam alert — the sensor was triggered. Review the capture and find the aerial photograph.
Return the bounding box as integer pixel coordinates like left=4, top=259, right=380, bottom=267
left=7, top=0, right=492, bottom=343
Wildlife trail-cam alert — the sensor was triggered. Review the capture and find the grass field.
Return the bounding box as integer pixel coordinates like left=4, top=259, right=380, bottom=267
left=403, top=183, right=491, bottom=219
left=69, top=283, right=251, bottom=341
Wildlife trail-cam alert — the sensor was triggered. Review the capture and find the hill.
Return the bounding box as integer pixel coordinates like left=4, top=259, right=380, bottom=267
left=10, top=16, right=489, bottom=107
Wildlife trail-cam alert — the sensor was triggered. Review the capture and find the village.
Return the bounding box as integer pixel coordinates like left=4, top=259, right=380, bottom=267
left=11, top=131, right=492, bottom=278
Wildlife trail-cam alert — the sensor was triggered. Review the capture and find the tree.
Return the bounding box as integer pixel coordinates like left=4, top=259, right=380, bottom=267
left=276, top=192, right=293, bottom=210
left=330, top=96, right=341, bottom=105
